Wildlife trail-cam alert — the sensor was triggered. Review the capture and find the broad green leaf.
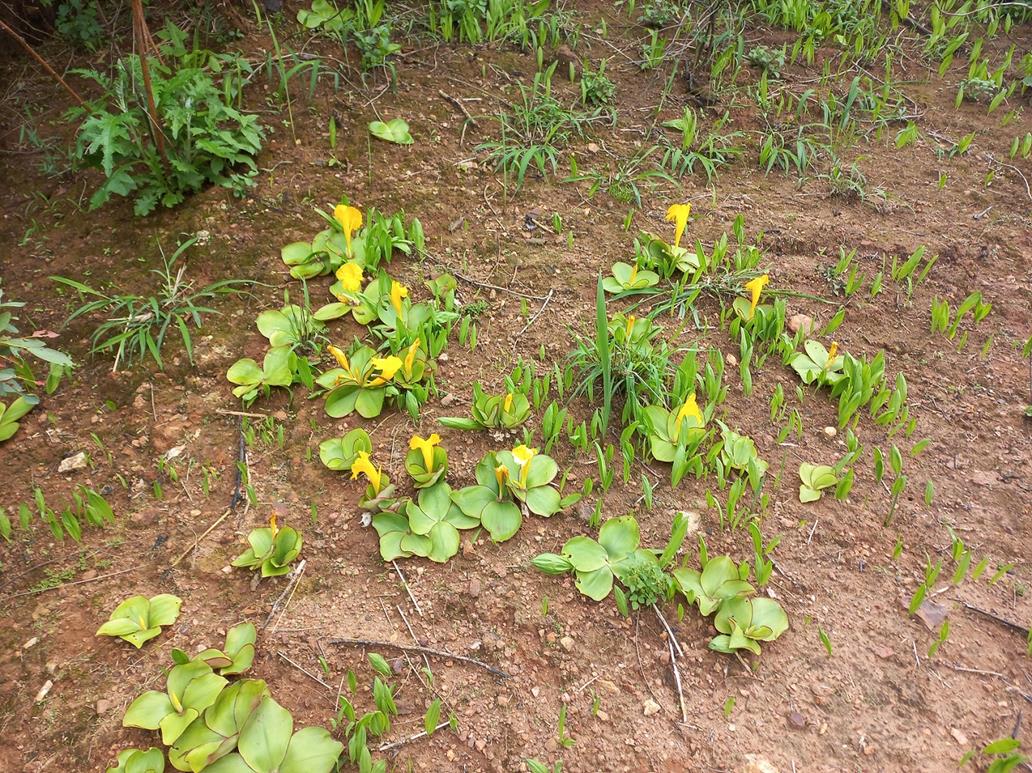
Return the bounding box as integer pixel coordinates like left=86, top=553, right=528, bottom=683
left=368, top=118, right=413, bottom=145
left=238, top=697, right=293, bottom=773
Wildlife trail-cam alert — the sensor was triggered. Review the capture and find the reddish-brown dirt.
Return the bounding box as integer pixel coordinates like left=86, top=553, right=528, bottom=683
left=1, top=3, right=1030, bottom=772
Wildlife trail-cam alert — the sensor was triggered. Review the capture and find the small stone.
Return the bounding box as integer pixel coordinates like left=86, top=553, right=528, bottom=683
left=740, top=754, right=780, bottom=773
left=531, top=686, right=540, bottom=698
left=787, top=313, right=814, bottom=335
left=587, top=142, right=600, bottom=153
left=496, top=695, right=510, bottom=707
left=559, top=636, right=574, bottom=652
left=643, top=699, right=661, bottom=716
left=598, top=679, right=619, bottom=695
left=726, top=353, right=738, bottom=366
left=950, top=728, right=968, bottom=746
left=23, top=637, right=39, bottom=650
left=96, top=699, right=113, bottom=715
left=595, top=709, right=609, bottom=722
left=469, top=578, right=481, bottom=598
left=787, top=710, right=807, bottom=729
left=58, top=452, right=88, bottom=473
left=34, top=680, right=53, bottom=703
left=440, top=393, right=458, bottom=407
left=823, top=426, right=837, bottom=437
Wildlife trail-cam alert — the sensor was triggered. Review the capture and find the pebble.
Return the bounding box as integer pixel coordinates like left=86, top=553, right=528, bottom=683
left=58, top=451, right=88, bottom=472
left=823, top=426, right=837, bottom=437
left=642, top=699, right=661, bottom=716
left=787, top=710, right=807, bottom=729
left=34, top=680, right=53, bottom=703
left=787, top=313, right=814, bottom=335
left=559, top=636, right=575, bottom=652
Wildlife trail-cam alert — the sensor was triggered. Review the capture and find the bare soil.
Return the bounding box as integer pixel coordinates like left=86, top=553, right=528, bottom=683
left=1, top=3, right=1031, bottom=772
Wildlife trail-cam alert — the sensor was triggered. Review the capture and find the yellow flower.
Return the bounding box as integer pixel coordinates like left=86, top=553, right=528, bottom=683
left=512, top=444, right=538, bottom=487
left=674, top=393, right=703, bottom=431
left=624, top=315, right=636, bottom=338
left=494, top=464, right=510, bottom=491
left=665, top=203, right=691, bottom=248
left=269, top=514, right=279, bottom=536
left=390, top=280, right=409, bottom=317
left=369, top=355, right=402, bottom=385
left=628, top=264, right=638, bottom=284
left=826, top=341, right=839, bottom=364
left=409, top=433, right=441, bottom=471
left=350, top=451, right=382, bottom=494
left=333, top=204, right=363, bottom=257
left=402, top=340, right=420, bottom=378
left=503, top=393, right=514, bottom=413
left=744, top=274, right=770, bottom=316
left=335, top=261, right=363, bottom=294
left=327, top=344, right=350, bottom=371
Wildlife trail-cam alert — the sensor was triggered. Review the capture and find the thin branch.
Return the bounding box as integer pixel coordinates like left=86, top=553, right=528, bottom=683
left=276, top=651, right=335, bottom=693
left=378, top=722, right=450, bottom=752
left=516, top=288, right=555, bottom=337
left=0, top=19, right=85, bottom=106
left=393, top=560, right=422, bottom=616
left=2, top=567, right=134, bottom=603
left=327, top=637, right=510, bottom=678
left=264, top=559, right=307, bottom=630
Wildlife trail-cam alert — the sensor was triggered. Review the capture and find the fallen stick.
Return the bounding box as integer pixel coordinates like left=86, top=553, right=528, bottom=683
left=515, top=288, right=554, bottom=338
left=0, top=19, right=85, bottom=106
left=264, top=559, right=307, bottom=630
left=276, top=650, right=335, bottom=693
left=666, top=629, right=688, bottom=724
left=3, top=567, right=134, bottom=602
left=171, top=507, right=231, bottom=568
left=437, top=89, right=477, bottom=127
left=962, top=601, right=1030, bottom=636
left=652, top=603, right=684, bottom=659
left=170, top=420, right=246, bottom=567
left=327, top=637, right=510, bottom=678
left=378, top=722, right=451, bottom=752
left=393, top=560, right=423, bottom=616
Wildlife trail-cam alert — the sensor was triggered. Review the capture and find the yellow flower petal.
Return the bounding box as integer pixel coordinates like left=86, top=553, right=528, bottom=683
left=674, top=393, right=703, bottom=431
left=624, top=314, right=636, bottom=338
left=370, top=355, right=403, bottom=384
left=494, top=464, right=509, bottom=491
left=403, top=340, right=420, bottom=378
left=665, top=203, right=691, bottom=248
left=269, top=514, right=279, bottom=536
left=334, top=204, right=363, bottom=257
left=744, top=274, right=770, bottom=316
left=390, top=280, right=409, bottom=317
left=327, top=344, right=350, bottom=370
left=335, top=261, right=363, bottom=294
left=629, top=264, right=638, bottom=284
left=503, top=393, right=514, bottom=413
left=409, top=433, right=441, bottom=471
left=827, top=341, right=838, bottom=363
left=512, top=444, right=538, bottom=487
left=350, top=451, right=382, bottom=494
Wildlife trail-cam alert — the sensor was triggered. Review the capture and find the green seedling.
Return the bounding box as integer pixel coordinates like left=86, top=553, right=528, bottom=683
left=106, top=747, right=165, bottom=773
left=122, top=660, right=229, bottom=746
left=96, top=594, right=182, bottom=649
left=798, top=463, right=838, bottom=503
left=532, top=515, right=657, bottom=602
left=602, top=261, right=659, bottom=294
left=172, top=622, right=257, bottom=677
left=232, top=519, right=303, bottom=577
left=439, top=383, right=531, bottom=430
left=318, top=429, right=372, bottom=471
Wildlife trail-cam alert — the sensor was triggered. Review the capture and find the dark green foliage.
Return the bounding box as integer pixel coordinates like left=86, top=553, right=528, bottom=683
left=68, top=25, right=264, bottom=216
